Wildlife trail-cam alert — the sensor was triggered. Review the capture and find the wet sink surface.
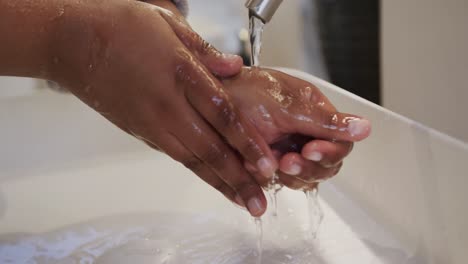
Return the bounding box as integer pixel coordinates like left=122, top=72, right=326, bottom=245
left=0, top=151, right=419, bottom=264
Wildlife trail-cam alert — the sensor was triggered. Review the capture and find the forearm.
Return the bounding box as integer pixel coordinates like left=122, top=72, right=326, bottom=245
left=0, top=0, right=65, bottom=79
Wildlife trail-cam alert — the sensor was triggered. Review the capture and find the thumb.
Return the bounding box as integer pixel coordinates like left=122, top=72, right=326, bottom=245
left=288, top=110, right=372, bottom=142
left=159, top=10, right=243, bottom=77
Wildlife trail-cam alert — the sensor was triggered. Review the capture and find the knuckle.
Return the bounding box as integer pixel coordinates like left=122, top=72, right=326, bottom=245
left=197, top=38, right=213, bottom=56
left=240, top=137, right=263, bottom=159
left=211, top=180, right=226, bottom=192
left=199, top=144, right=225, bottom=170
left=181, top=155, right=204, bottom=172
left=230, top=180, right=256, bottom=193
left=320, top=110, right=351, bottom=133
left=323, top=111, right=339, bottom=129
left=218, top=185, right=234, bottom=198
left=215, top=106, right=239, bottom=131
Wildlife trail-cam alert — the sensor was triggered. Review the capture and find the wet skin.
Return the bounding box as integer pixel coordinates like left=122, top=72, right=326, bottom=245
left=0, top=0, right=371, bottom=216
left=222, top=68, right=371, bottom=194
left=1, top=0, right=277, bottom=216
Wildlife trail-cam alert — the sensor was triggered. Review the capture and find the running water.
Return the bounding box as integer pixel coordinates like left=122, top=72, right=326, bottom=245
left=249, top=14, right=265, bottom=67
left=249, top=14, right=268, bottom=264
left=305, top=188, right=324, bottom=239
left=254, top=217, right=263, bottom=264
left=248, top=12, right=324, bottom=263
left=267, top=174, right=282, bottom=217
left=249, top=13, right=281, bottom=221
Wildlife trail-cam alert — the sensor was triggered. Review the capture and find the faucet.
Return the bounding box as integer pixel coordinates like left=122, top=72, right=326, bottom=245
left=245, top=0, right=283, bottom=23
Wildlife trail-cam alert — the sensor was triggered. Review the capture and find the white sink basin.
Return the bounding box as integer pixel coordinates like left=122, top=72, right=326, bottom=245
left=0, top=69, right=466, bottom=263
left=0, top=77, right=41, bottom=99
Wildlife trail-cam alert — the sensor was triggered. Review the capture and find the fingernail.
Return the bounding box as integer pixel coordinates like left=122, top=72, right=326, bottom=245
left=247, top=197, right=264, bottom=216
left=282, top=163, right=302, bottom=176
left=348, top=119, right=371, bottom=137
left=221, top=53, right=240, bottom=61
left=235, top=194, right=245, bottom=207
left=306, top=151, right=323, bottom=162
left=257, top=157, right=275, bottom=179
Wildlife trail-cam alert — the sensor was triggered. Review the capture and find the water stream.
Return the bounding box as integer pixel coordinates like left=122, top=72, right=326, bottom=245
left=249, top=13, right=324, bottom=262
left=249, top=15, right=265, bottom=67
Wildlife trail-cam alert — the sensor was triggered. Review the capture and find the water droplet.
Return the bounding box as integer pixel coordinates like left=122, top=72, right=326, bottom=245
left=57, top=7, right=64, bottom=17
left=211, top=96, right=223, bottom=106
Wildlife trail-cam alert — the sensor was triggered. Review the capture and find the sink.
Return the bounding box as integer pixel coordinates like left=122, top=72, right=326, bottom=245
left=0, top=69, right=466, bottom=263
left=0, top=77, right=42, bottom=99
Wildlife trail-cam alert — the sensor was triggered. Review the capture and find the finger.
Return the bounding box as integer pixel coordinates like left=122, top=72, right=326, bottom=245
left=278, top=172, right=319, bottom=191
left=244, top=149, right=282, bottom=188
left=175, top=50, right=278, bottom=181
left=159, top=10, right=243, bottom=77
left=270, top=134, right=312, bottom=154
left=171, top=107, right=268, bottom=217
left=278, top=152, right=343, bottom=184
left=291, top=110, right=372, bottom=142
left=268, top=69, right=372, bottom=142
left=154, top=133, right=246, bottom=208
left=301, top=139, right=353, bottom=168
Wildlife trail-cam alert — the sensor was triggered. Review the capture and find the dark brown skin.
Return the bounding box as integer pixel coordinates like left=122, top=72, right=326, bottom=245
left=0, top=0, right=371, bottom=216
left=222, top=68, right=370, bottom=193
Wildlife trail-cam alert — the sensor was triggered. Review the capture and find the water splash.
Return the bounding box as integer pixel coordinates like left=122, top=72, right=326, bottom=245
left=0, top=196, right=417, bottom=263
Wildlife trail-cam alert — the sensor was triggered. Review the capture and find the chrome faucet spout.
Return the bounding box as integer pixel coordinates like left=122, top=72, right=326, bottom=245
left=245, top=0, right=283, bottom=23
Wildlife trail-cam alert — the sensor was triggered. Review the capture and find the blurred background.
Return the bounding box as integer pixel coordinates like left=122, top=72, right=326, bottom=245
left=1, top=0, right=467, bottom=143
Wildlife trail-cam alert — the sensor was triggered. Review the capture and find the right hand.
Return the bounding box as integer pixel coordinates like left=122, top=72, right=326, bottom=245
left=48, top=0, right=278, bottom=217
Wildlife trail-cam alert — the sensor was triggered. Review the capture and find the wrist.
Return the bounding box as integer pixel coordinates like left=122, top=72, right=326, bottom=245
left=48, top=1, right=121, bottom=91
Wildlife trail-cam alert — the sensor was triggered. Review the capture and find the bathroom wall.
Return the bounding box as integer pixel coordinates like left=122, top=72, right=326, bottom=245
left=255, top=0, right=305, bottom=70
left=261, top=0, right=468, bottom=143
left=382, top=0, right=468, bottom=142
left=189, top=0, right=311, bottom=73
left=3, top=0, right=466, bottom=142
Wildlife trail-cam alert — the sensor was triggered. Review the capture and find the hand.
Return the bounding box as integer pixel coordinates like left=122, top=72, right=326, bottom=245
left=222, top=67, right=371, bottom=190
left=272, top=135, right=352, bottom=191
left=49, top=1, right=278, bottom=216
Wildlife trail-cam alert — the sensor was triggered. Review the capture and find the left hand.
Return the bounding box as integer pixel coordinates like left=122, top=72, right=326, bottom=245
left=222, top=67, right=371, bottom=190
